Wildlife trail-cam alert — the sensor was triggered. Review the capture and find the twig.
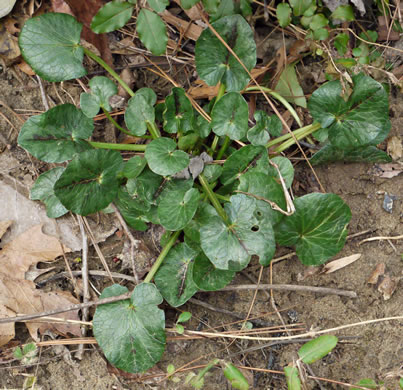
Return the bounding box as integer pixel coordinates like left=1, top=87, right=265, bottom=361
left=359, top=234, right=403, bottom=245
left=36, top=75, right=49, bottom=111
left=217, top=284, right=357, bottom=298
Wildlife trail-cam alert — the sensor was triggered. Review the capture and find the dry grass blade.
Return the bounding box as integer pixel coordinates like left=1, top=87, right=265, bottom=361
left=322, top=253, right=362, bottom=274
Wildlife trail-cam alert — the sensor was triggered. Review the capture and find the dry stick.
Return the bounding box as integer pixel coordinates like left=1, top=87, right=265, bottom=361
left=39, top=270, right=136, bottom=285
left=36, top=75, right=49, bottom=111
left=359, top=234, right=403, bottom=245
left=196, top=3, right=325, bottom=193
left=111, top=203, right=139, bottom=284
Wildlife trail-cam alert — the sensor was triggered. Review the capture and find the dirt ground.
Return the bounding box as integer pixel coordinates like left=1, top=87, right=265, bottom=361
left=0, top=17, right=402, bottom=390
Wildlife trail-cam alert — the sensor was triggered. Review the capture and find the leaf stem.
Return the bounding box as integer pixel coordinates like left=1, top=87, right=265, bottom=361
left=266, top=122, right=321, bottom=148
left=88, top=141, right=146, bottom=151
left=102, top=108, right=136, bottom=137
left=144, top=230, right=181, bottom=283
left=245, top=86, right=303, bottom=127
left=210, top=83, right=226, bottom=155
left=199, top=174, right=229, bottom=224
left=83, top=48, right=135, bottom=97
left=146, top=121, right=161, bottom=139
left=216, top=136, right=231, bottom=159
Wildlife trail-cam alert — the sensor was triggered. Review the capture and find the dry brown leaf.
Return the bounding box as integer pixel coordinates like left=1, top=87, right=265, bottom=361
left=367, top=263, right=386, bottom=284
left=118, top=68, right=135, bottom=99
left=387, top=136, right=402, bottom=160
left=373, top=163, right=403, bottom=179
left=162, top=10, right=203, bottom=41
left=377, top=275, right=397, bottom=300
left=0, top=23, right=20, bottom=65
left=17, top=59, right=35, bottom=76
left=322, top=253, right=362, bottom=274
left=0, top=223, right=80, bottom=347
left=0, top=220, right=12, bottom=238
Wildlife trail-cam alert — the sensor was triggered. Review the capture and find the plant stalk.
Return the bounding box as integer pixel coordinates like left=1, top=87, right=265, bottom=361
left=245, top=86, right=302, bottom=127
left=144, top=230, right=181, bottom=283
left=84, top=48, right=135, bottom=97
left=210, top=82, right=226, bottom=155
left=216, top=136, right=230, bottom=160
left=102, top=108, right=136, bottom=137
left=88, top=141, right=146, bottom=151
left=146, top=121, right=161, bottom=139
left=199, top=174, right=229, bottom=224
left=266, top=122, right=321, bottom=149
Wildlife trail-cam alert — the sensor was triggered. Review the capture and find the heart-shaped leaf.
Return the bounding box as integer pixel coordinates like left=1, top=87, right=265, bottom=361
left=310, top=144, right=392, bottom=165
left=91, top=1, right=134, bottom=33
left=298, top=335, right=338, bottom=364
left=195, top=14, right=256, bottom=91
left=137, top=9, right=168, bottom=55
left=19, top=13, right=86, bottom=82
left=221, top=145, right=266, bottom=185
left=122, top=156, right=147, bottom=179
left=115, top=187, right=149, bottom=231
left=30, top=167, right=68, bottom=218
left=163, top=88, right=194, bottom=134
left=200, top=194, right=276, bottom=270
left=54, top=149, right=123, bottom=216
left=247, top=111, right=283, bottom=146
left=308, top=73, right=390, bottom=150
left=275, top=193, right=351, bottom=265
left=158, top=188, right=200, bottom=231
left=93, top=283, right=166, bottom=373
left=80, top=76, right=118, bottom=118
left=125, top=93, right=155, bottom=136
left=135, top=87, right=157, bottom=106
left=145, top=138, right=190, bottom=176
left=192, top=252, right=235, bottom=291
left=211, top=92, right=249, bottom=140
left=147, top=0, right=169, bottom=13
left=126, top=167, right=163, bottom=205
left=154, top=243, right=199, bottom=307
left=18, top=104, right=93, bottom=163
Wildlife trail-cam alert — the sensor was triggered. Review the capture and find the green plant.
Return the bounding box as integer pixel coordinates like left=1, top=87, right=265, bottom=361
left=17, top=9, right=391, bottom=376
left=14, top=342, right=38, bottom=365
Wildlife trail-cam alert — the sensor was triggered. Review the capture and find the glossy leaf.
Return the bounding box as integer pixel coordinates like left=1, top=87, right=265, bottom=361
left=137, top=9, right=168, bottom=55
left=308, top=73, right=390, bottom=150
left=125, top=93, right=155, bottom=136
left=115, top=187, right=149, bottom=231
left=147, top=0, right=169, bottom=13
left=202, top=164, right=222, bottom=183
left=247, top=111, right=282, bottom=146
left=93, top=283, right=166, bottom=373
left=192, top=253, right=235, bottom=291
left=54, top=149, right=123, bottom=216
left=275, top=193, right=351, bottom=265
left=145, top=138, right=190, bottom=176
left=154, top=243, right=198, bottom=307
left=284, top=366, right=301, bottom=390
left=19, top=13, right=86, bottom=82
left=163, top=87, right=194, bottom=134
left=298, top=335, right=338, bottom=364
left=80, top=76, right=118, bottom=118
left=122, top=156, right=147, bottom=179
left=18, top=104, right=93, bottom=163
left=91, top=1, right=133, bottom=33
left=221, top=145, right=266, bottom=185
left=195, top=15, right=256, bottom=92
left=266, top=156, right=294, bottom=189
left=211, top=92, right=249, bottom=140
left=310, top=144, right=392, bottom=165
left=126, top=167, right=163, bottom=205
left=275, top=64, right=307, bottom=108
left=200, top=194, right=276, bottom=270
left=30, top=168, right=68, bottom=218
left=158, top=188, right=200, bottom=231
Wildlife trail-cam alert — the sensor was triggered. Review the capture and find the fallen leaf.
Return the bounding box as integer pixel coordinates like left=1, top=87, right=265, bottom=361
left=274, top=64, right=307, bottom=108
left=377, top=16, right=400, bottom=41
left=367, top=263, right=385, bottom=284
left=17, top=59, right=35, bottom=76
left=387, top=136, right=402, bottom=160
left=372, top=163, right=403, bottom=179
left=0, top=23, right=20, bottom=65
left=377, top=275, right=397, bottom=300
left=322, top=253, right=362, bottom=274
left=0, top=220, right=12, bottom=238
left=162, top=10, right=203, bottom=41
left=0, top=223, right=81, bottom=347
left=117, top=68, right=135, bottom=99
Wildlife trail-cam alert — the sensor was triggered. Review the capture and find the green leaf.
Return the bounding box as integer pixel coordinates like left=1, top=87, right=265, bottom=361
left=125, top=95, right=155, bottom=136
left=115, top=187, right=149, bottom=231
left=275, top=64, right=307, bottom=108
left=334, top=57, right=356, bottom=68
left=54, top=149, right=123, bottom=216
left=163, top=87, right=194, bottom=134
left=221, top=145, right=266, bottom=185
left=202, top=164, right=222, bottom=183
left=195, top=114, right=211, bottom=138
left=122, top=156, right=147, bottom=179
left=313, top=28, right=329, bottom=41
left=310, top=144, right=392, bottom=165
left=351, top=379, right=378, bottom=390
left=202, top=0, right=219, bottom=14
left=400, top=378, right=403, bottom=390
left=275, top=193, right=351, bottom=265
left=126, top=167, right=163, bottom=205
left=135, top=87, right=158, bottom=106
left=309, top=14, right=328, bottom=30
left=276, top=3, right=292, bottom=27
left=177, top=311, right=192, bottom=323
left=360, top=30, right=378, bottom=43
left=247, top=111, right=282, bottom=146
left=222, top=362, right=249, bottom=390
left=137, top=9, right=168, bottom=55
left=19, top=13, right=86, bottom=82
left=158, top=188, right=200, bottom=231
left=200, top=194, right=276, bottom=270
left=195, top=14, right=256, bottom=92
left=298, top=335, right=338, bottom=364
left=80, top=76, right=118, bottom=118
left=178, top=133, right=199, bottom=151
left=289, top=0, right=315, bottom=16
left=175, top=324, right=185, bottom=334
left=147, top=0, right=169, bottom=13
left=266, top=156, right=294, bottom=189
left=211, top=92, right=248, bottom=140
left=154, top=243, right=198, bottom=307
left=308, top=73, right=391, bottom=150
left=17, top=104, right=93, bottom=163
left=30, top=167, right=68, bottom=218
left=145, top=138, right=190, bottom=176
left=238, top=171, right=286, bottom=226
left=331, top=5, right=355, bottom=21
left=91, top=1, right=134, bottom=33
left=284, top=366, right=301, bottom=390
left=192, top=252, right=235, bottom=290
left=93, top=283, right=166, bottom=373
left=181, top=0, right=200, bottom=9
left=334, top=33, right=349, bottom=56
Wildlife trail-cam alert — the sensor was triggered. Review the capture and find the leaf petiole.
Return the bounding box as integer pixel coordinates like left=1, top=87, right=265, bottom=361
left=88, top=141, right=146, bottom=151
